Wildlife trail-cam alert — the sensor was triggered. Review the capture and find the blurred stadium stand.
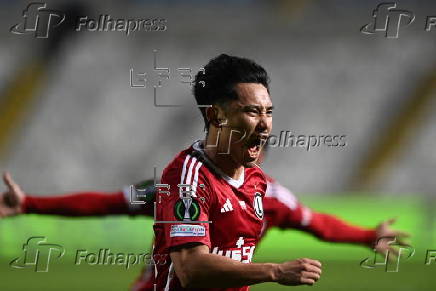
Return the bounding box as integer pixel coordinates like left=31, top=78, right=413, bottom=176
left=1, top=1, right=435, bottom=290
left=1, top=0, right=435, bottom=196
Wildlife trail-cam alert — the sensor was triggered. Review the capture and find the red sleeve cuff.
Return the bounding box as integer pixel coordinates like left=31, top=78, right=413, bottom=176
left=360, top=229, right=378, bottom=246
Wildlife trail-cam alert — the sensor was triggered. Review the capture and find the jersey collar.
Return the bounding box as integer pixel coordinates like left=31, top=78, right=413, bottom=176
left=192, top=140, right=245, bottom=188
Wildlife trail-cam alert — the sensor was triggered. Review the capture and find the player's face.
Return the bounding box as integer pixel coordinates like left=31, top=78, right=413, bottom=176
left=222, top=83, right=272, bottom=167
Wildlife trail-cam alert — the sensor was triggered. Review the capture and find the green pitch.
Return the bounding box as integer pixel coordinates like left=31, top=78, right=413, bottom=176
left=0, top=195, right=434, bottom=290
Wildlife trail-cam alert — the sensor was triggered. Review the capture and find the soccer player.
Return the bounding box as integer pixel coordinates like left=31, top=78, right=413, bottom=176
left=151, top=54, right=323, bottom=290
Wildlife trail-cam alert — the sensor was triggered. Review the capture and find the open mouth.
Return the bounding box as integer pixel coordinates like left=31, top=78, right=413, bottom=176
left=246, top=135, right=268, bottom=159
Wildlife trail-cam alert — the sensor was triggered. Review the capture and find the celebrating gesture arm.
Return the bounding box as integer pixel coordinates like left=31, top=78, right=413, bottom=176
left=0, top=172, right=154, bottom=217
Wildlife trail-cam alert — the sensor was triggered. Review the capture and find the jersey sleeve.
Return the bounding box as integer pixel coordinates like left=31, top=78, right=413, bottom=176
left=23, top=191, right=129, bottom=216
left=307, top=212, right=376, bottom=245
left=263, top=181, right=310, bottom=229
left=154, top=156, right=214, bottom=251
left=22, top=179, right=157, bottom=217
left=263, top=180, right=376, bottom=245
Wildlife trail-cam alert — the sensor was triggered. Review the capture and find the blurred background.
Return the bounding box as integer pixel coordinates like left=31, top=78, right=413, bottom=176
left=0, top=0, right=435, bottom=290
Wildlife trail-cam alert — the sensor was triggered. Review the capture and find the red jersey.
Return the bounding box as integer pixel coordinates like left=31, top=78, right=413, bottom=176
left=152, top=141, right=267, bottom=291
left=21, top=146, right=375, bottom=291
left=133, top=175, right=375, bottom=291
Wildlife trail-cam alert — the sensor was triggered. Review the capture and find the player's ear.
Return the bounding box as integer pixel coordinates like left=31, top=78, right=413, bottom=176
left=206, top=105, right=224, bottom=128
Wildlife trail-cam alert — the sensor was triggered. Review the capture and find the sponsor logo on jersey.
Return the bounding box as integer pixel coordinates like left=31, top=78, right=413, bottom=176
left=211, top=238, right=255, bottom=263
left=170, top=225, right=205, bottom=237
left=253, top=192, right=264, bottom=219
left=220, top=198, right=234, bottom=213
left=238, top=200, right=247, bottom=210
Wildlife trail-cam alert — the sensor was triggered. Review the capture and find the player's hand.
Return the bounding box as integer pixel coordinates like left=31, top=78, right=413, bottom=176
left=0, top=172, right=25, bottom=217
left=374, top=218, right=411, bottom=260
left=274, top=258, right=322, bottom=286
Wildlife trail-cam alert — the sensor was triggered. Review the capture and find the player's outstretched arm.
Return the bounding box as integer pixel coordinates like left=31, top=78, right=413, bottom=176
left=170, top=243, right=322, bottom=288
left=293, top=210, right=411, bottom=263
left=0, top=171, right=136, bottom=217
left=301, top=211, right=410, bottom=252
left=264, top=180, right=410, bottom=257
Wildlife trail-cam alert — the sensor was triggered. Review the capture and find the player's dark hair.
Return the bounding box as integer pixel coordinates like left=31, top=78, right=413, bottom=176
left=193, top=54, right=270, bottom=130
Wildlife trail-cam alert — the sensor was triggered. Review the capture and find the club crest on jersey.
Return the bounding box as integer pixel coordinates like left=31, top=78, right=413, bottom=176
left=253, top=192, right=264, bottom=219
left=174, top=198, right=201, bottom=221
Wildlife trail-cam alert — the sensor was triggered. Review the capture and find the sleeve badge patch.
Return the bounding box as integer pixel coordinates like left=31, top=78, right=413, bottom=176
left=174, top=198, right=201, bottom=221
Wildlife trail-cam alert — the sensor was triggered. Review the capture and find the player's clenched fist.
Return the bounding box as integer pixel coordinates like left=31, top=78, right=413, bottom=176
left=273, top=258, right=322, bottom=286
left=0, top=172, right=25, bottom=217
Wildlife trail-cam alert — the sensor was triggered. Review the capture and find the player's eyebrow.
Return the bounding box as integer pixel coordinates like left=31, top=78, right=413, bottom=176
left=242, top=105, right=274, bottom=111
